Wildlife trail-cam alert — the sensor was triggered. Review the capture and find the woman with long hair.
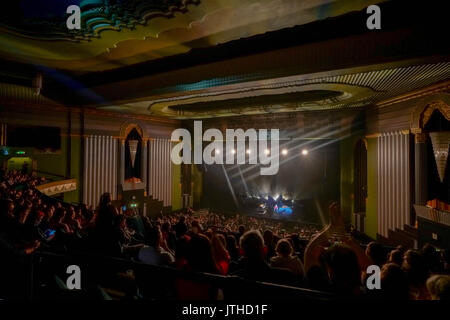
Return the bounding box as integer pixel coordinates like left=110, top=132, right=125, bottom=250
left=176, top=234, right=219, bottom=300
left=211, top=233, right=231, bottom=275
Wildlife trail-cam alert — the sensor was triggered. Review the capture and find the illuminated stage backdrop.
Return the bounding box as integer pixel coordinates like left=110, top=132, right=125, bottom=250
left=201, top=139, right=340, bottom=224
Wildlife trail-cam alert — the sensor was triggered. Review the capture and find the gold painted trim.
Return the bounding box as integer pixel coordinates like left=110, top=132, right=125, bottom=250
left=414, top=132, right=428, bottom=144
left=36, top=179, right=77, bottom=196
left=358, top=138, right=368, bottom=150
left=147, top=83, right=375, bottom=119
left=377, top=80, right=450, bottom=108
left=36, top=178, right=77, bottom=190
left=119, top=122, right=145, bottom=140
left=410, top=93, right=450, bottom=132
left=365, top=133, right=381, bottom=139
left=62, top=133, right=123, bottom=139
left=0, top=101, right=180, bottom=125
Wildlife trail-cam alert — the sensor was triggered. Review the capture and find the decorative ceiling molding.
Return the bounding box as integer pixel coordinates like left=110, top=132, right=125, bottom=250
left=147, top=83, right=374, bottom=119
left=0, top=0, right=386, bottom=72
left=0, top=82, right=62, bottom=107
left=0, top=83, right=180, bottom=125
left=1, top=0, right=200, bottom=42
left=377, top=80, right=450, bottom=108
left=136, top=62, right=450, bottom=119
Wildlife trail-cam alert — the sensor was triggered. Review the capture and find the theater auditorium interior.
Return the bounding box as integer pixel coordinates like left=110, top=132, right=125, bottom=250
left=0, top=0, right=449, bottom=302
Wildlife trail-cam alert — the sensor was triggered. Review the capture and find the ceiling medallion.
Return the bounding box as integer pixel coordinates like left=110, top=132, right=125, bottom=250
left=146, top=83, right=375, bottom=119
left=0, top=0, right=200, bottom=42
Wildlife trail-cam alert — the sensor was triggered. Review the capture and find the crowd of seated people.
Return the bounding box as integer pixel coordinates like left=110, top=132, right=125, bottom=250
left=1, top=170, right=450, bottom=300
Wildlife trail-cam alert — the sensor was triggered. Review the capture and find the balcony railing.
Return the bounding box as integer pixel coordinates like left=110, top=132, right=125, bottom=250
left=414, top=204, right=450, bottom=227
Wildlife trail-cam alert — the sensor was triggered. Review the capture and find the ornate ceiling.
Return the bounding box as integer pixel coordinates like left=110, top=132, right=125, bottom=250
left=98, top=61, right=450, bottom=119
left=2, top=0, right=200, bottom=42
left=0, top=0, right=448, bottom=120
left=0, top=0, right=385, bottom=73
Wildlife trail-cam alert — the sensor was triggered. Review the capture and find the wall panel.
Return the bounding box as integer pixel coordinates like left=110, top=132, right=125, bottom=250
left=377, top=131, right=411, bottom=236
left=148, top=139, right=172, bottom=207
left=83, top=135, right=118, bottom=207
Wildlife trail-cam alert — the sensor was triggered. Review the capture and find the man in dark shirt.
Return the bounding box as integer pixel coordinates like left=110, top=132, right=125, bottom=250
left=175, top=216, right=188, bottom=238
left=230, top=230, right=294, bottom=285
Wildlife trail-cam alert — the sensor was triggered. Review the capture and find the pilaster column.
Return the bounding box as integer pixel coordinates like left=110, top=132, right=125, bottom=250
left=119, top=139, right=125, bottom=185
left=414, top=132, right=428, bottom=205
left=0, top=123, right=6, bottom=145
left=142, top=139, right=148, bottom=193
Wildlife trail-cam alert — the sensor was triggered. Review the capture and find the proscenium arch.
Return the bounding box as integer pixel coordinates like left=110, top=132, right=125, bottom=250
left=411, top=93, right=450, bottom=133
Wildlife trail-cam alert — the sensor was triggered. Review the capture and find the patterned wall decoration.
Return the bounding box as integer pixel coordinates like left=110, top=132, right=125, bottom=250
left=83, top=135, right=118, bottom=207
left=148, top=138, right=172, bottom=207
left=37, top=179, right=77, bottom=196
left=377, top=131, right=411, bottom=237
left=429, top=132, right=450, bottom=182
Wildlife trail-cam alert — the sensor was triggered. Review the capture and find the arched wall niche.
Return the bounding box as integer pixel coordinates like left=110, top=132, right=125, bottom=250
left=411, top=92, right=450, bottom=211
left=411, top=93, right=450, bottom=133
left=119, top=121, right=147, bottom=141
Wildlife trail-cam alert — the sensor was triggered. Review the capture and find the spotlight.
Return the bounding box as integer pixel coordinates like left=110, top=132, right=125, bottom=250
left=215, top=149, right=221, bottom=155
left=302, top=149, right=309, bottom=155
left=246, top=149, right=251, bottom=154
left=231, top=149, right=236, bottom=154
left=264, top=149, right=270, bottom=155
left=281, top=149, right=288, bottom=155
